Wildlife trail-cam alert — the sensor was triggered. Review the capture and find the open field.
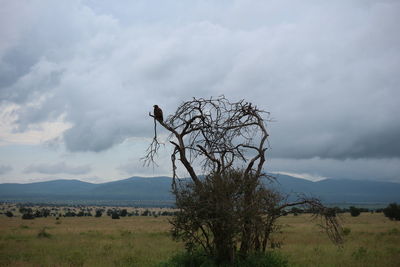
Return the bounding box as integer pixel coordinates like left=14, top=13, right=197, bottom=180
left=0, top=213, right=399, bottom=266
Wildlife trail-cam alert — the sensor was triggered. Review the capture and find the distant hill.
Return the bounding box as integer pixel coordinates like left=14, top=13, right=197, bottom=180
left=0, top=179, right=95, bottom=196
left=0, top=177, right=175, bottom=206
left=1, top=175, right=399, bottom=206
left=269, top=174, right=400, bottom=203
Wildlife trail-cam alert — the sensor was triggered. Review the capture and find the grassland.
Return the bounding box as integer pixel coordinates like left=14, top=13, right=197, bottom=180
left=0, top=212, right=399, bottom=266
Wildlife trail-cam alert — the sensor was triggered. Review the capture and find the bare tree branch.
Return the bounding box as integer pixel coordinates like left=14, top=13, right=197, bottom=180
left=144, top=96, right=270, bottom=184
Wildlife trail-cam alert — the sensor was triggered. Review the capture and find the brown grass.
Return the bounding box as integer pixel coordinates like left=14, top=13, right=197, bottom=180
left=275, top=213, right=400, bottom=267
left=0, top=212, right=399, bottom=266
left=0, top=216, right=181, bottom=266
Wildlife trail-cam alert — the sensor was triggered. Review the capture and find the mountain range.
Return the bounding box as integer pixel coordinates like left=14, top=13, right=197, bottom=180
left=0, top=175, right=399, bottom=206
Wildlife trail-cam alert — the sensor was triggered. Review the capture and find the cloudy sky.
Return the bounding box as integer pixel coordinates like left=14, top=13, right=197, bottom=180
left=1, top=0, right=399, bottom=184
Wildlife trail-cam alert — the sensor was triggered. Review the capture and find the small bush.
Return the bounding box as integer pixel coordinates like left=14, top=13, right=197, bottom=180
left=111, top=212, right=120, bottom=219
left=64, top=211, right=76, bottom=217
left=5, top=211, right=13, bottom=217
left=352, top=246, right=367, bottom=260
left=236, top=252, right=289, bottom=267
left=159, top=250, right=212, bottom=267
left=120, top=209, right=128, bottom=217
left=383, top=203, right=400, bottom=221
left=343, top=227, right=351, bottom=236
left=349, top=206, right=361, bottom=217
left=159, top=250, right=288, bottom=267
left=142, top=209, right=151, bottom=216
left=22, top=213, right=35, bottom=220
left=95, top=209, right=103, bottom=217
left=37, top=228, right=52, bottom=239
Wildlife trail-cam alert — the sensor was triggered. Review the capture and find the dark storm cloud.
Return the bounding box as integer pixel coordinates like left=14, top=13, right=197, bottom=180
left=23, top=162, right=91, bottom=175
left=0, top=165, right=12, bottom=175
left=351, top=128, right=400, bottom=159
left=1, top=0, right=399, bottom=162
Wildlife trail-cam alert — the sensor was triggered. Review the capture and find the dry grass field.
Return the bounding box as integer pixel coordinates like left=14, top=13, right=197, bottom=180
left=0, top=212, right=399, bottom=266
left=274, top=213, right=400, bottom=266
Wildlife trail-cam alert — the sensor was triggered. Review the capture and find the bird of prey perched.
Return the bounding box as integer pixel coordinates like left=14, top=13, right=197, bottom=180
left=153, top=105, right=163, bottom=122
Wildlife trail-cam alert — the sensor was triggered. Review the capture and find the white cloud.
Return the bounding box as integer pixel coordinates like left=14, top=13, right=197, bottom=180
left=1, top=0, right=400, bottom=182
left=270, top=171, right=327, bottom=182
left=0, top=103, right=71, bottom=146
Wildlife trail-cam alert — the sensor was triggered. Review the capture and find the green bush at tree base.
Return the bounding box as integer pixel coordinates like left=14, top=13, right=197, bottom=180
left=159, top=250, right=288, bottom=267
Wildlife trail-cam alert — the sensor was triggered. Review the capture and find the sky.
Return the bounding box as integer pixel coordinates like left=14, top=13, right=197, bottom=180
left=0, top=0, right=399, bottom=184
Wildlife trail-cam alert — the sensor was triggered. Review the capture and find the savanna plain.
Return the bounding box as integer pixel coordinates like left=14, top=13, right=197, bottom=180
left=0, top=210, right=399, bottom=266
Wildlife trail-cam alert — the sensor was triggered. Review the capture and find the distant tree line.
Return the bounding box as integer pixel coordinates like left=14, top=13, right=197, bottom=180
left=105, top=208, right=178, bottom=219
left=284, top=205, right=390, bottom=217
left=1, top=204, right=178, bottom=219
left=3, top=203, right=399, bottom=221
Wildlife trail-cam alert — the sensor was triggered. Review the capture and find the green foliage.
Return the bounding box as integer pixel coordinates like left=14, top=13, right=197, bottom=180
left=22, top=213, right=35, bottom=220
left=19, top=207, right=32, bottom=214
left=111, top=212, right=120, bottom=219
left=349, top=206, right=361, bottom=217
left=383, top=228, right=400, bottom=236
left=236, top=252, right=289, bottom=267
left=37, top=228, right=52, bottom=239
left=352, top=247, right=368, bottom=260
left=383, top=203, right=400, bottom=221
left=120, top=209, right=128, bottom=217
left=95, top=209, right=103, bottom=217
left=64, top=211, right=76, bottom=217
left=158, top=250, right=212, bottom=267
left=343, top=227, right=351, bottom=236
left=159, top=250, right=288, bottom=267
left=5, top=211, right=13, bottom=217
left=171, top=169, right=285, bottom=264
left=62, top=250, right=86, bottom=266
left=142, top=209, right=151, bottom=216
left=77, top=211, right=85, bottom=217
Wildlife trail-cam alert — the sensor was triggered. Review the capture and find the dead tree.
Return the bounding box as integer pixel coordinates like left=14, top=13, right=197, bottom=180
left=145, top=96, right=342, bottom=264
left=145, top=96, right=269, bottom=183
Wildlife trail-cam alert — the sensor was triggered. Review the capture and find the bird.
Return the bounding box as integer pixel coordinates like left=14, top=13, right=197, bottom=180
left=153, top=105, right=163, bottom=122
